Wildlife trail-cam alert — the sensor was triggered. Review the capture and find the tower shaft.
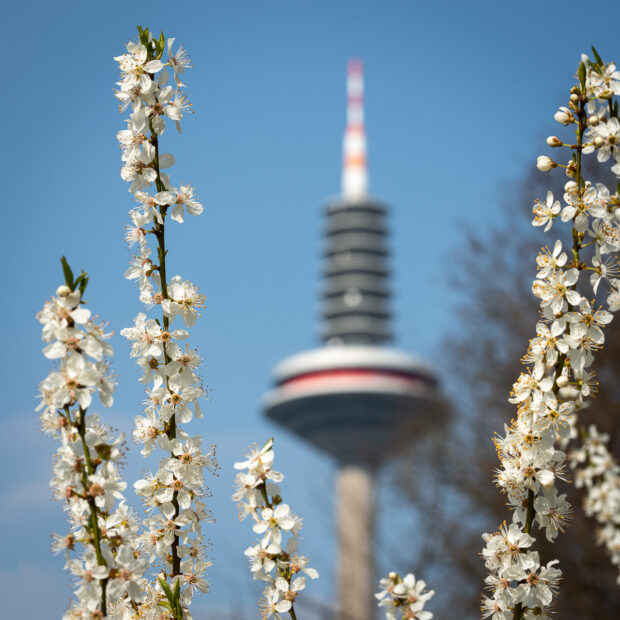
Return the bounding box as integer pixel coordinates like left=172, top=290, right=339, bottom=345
left=337, top=464, right=375, bottom=620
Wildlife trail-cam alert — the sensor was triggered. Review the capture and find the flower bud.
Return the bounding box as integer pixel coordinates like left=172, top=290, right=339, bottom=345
left=56, top=285, right=72, bottom=297
left=546, top=136, right=563, bottom=147
left=564, top=180, right=578, bottom=194
left=554, top=107, right=573, bottom=124
left=558, top=386, right=579, bottom=401
left=556, top=375, right=569, bottom=388
left=569, top=93, right=579, bottom=104
left=588, top=115, right=600, bottom=126
left=537, top=156, right=556, bottom=172
left=593, top=136, right=605, bottom=148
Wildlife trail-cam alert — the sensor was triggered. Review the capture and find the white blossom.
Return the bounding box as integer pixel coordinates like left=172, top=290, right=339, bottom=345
left=233, top=440, right=317, bottom=617
left=376, top=571, right=434, bottom=620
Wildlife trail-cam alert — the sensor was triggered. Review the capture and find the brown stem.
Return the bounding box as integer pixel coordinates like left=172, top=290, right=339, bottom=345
left=149, top=116, right=182, bottom=579
left=76, top=406, right=108, bottom=615
left=513, top=85, right=587, bottom=620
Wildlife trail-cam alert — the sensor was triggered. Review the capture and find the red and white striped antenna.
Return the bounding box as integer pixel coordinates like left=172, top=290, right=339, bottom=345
left=342, top=58, right=368, bottom=200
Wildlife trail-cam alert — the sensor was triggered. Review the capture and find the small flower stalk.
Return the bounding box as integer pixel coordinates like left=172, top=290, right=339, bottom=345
left=37, top=259, right=146, bottom=618
left=233, top=439, right=318, bottom=619
left=115, top=27, right=214, bottom=617
left=375, top=572, right=434, bottom=620
left=482, top=48, right=620, bottom=619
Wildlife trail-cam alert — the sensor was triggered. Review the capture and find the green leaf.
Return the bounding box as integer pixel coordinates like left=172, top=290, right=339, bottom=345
left=158, top=576, right=174, bottom=602
left=60, top=256, right=74, bottom=289
left=173, top=576, right=180, bottom=601
left=78, top=275, right=89, bottom=296
left=72, top=270, right=89, bottom=297
left=591, top=46, right=603, bottom=66
left=156, top=31, right=166, bottom=59
left=137, top=25, right=150, bottom=48
left=578, top=62, right=586, bottom=89
left=157, top=600, right=172, bottom=610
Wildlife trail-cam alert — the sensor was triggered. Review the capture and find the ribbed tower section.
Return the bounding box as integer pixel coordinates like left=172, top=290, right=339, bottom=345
left=263, top=59, right=445, bottom=620
left=321, top=197, right=391, bottom=345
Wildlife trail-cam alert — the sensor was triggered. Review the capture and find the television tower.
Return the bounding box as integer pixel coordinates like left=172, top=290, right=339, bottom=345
left=263, top=59, right=444, bottom=620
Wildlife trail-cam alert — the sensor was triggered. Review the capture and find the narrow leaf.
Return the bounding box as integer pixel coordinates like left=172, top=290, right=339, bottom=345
left=157, top=31, right=166, bottom=58
left=137, top=25, right=150, bottom=49
left=78, top=274, right=89, bottom=296
left=158, top=575, right=174, bottom=601
left=60, top=256, right=74, bottom=289
left=591, top=46, right=603, bottom=66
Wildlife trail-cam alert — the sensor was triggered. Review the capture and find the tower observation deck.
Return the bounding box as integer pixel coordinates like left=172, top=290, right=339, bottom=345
left=263, top=59, right=445, bottom=620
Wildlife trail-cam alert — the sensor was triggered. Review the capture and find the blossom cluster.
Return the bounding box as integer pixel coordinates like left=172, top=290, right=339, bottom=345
left=568, top=425, right=620, bottom=580
left=115, top=27, right=214, bottom=616
left=482, top=50, right=620, bottom=618
left=375, top=572, right=434, bottom=620
left=37, top=265, right=147, bottom=618
left=233, top=440, right=318, bottom=619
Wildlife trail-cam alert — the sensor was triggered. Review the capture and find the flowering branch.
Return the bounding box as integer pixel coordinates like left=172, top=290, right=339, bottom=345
left=233, top=439, right=318, bottom=619
left=115, top=26, right=215, bottom=617
left=482, top=49, right=620, bottom=619
left=37, top=259, right=145, bottom=618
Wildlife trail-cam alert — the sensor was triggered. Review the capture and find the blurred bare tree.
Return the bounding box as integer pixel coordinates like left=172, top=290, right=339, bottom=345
left=386, top=156, right=620, bottom=618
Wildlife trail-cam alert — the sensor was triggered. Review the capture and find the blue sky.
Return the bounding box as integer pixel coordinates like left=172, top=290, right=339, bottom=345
left=3, top=0, right=620, bottom=617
